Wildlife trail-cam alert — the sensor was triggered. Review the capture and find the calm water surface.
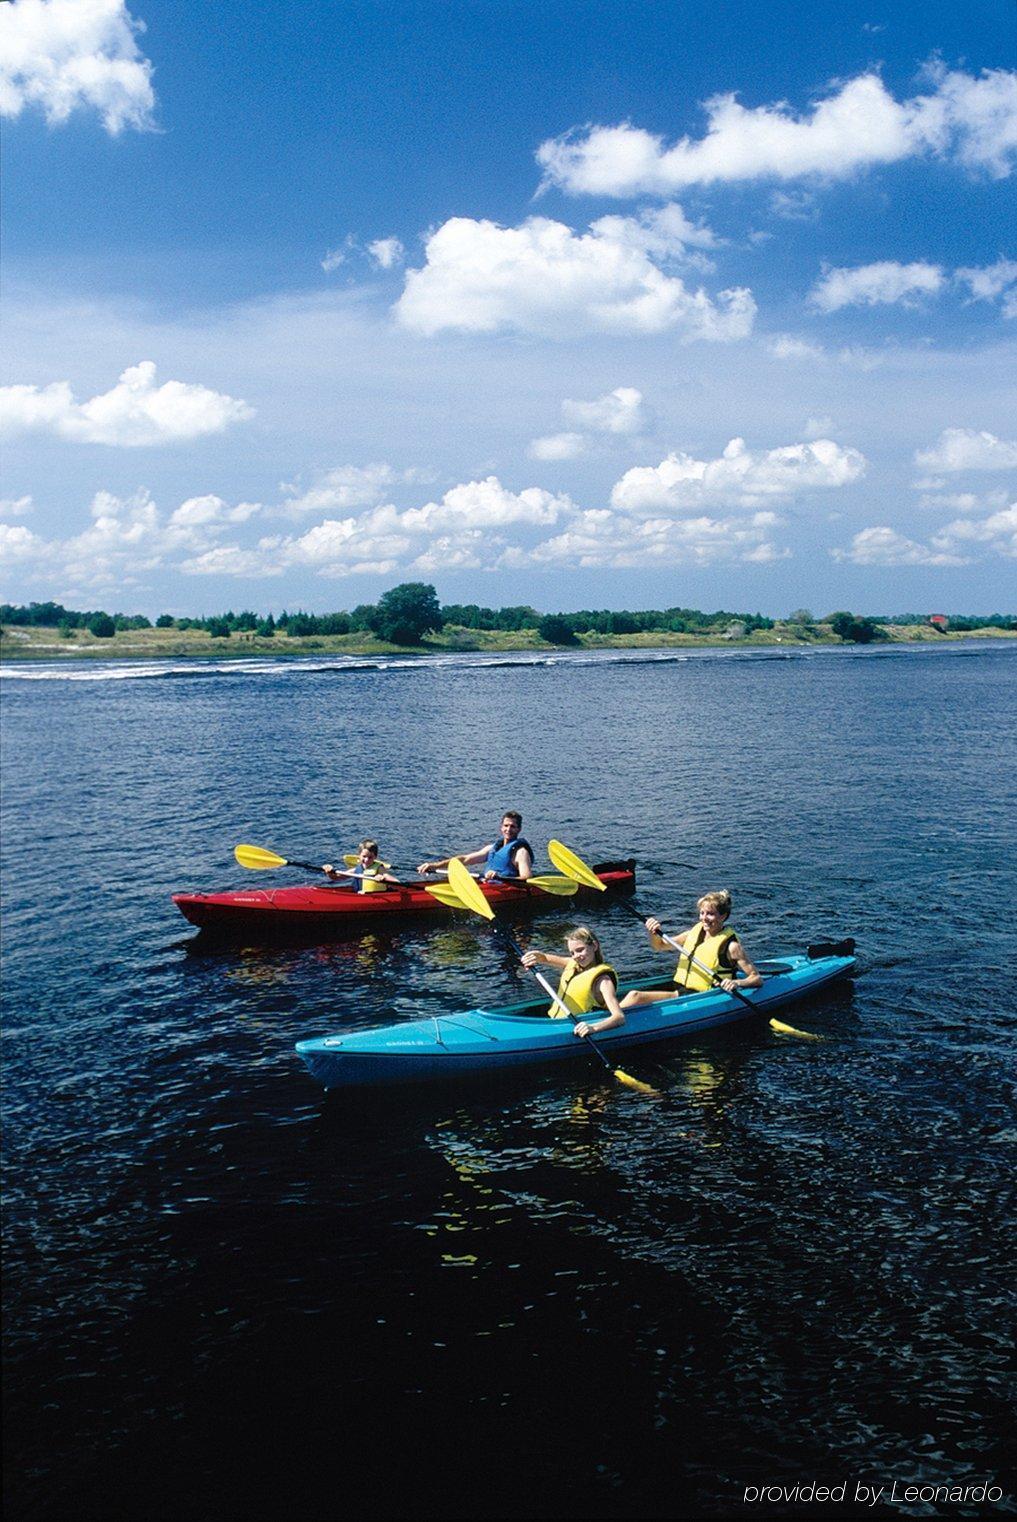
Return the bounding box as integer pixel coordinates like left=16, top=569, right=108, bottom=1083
left=2, top=643, right=1015, bottom=1520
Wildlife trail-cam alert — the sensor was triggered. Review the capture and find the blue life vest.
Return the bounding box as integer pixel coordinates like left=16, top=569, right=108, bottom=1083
left=485, top=837, right=533, bottom=877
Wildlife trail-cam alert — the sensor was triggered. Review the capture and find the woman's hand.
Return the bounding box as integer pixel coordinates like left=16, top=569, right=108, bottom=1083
left=573, top=1021, right=594, bottom=1039
left=645, top=916, right=662, bottom=936
left=521, top=950, right=546, bottom=968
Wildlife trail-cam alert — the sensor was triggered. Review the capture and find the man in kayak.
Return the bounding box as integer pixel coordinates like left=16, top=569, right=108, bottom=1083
left=621, top=889, right=762, bottom=1008
left=522, top=926, right=626, bottom=1039
left=322, top=840, right=400, bottom=892
left=417, top=810, right=534, bottom=881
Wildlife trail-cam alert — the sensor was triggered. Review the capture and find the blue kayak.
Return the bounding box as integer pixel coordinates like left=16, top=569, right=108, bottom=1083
left=295, top=950, right=856, bottom=1089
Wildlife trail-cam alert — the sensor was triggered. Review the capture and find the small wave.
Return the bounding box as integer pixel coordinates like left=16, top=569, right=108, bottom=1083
left=2, top=638, right=1010, bottom=683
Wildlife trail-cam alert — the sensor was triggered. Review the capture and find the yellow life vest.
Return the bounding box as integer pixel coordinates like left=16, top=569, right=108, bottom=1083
left=674, top=925, right=737, bottom=992
left=548, top=959, right=616, bottom=1018
left=358, top=862, right=388, bottom=894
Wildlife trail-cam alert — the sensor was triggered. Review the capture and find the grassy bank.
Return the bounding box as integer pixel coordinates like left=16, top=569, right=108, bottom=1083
left=2, top=621, right=1014, bottom=661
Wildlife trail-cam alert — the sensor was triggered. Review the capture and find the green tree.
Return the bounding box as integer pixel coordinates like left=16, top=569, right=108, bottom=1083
left=367, top=583, right=443, bottom=645
left=87, top=612, right=116, bottom=638
left=205, top=617, right=231, bottom=638
left=828, top=610, right=884, bottom=644
left=155, top=614, right=175, bottom=628
left=538, top=613, right=579, bottom=646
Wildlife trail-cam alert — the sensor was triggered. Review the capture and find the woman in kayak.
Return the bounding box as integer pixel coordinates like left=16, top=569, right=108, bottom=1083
left=522, top=926, right=626, bottom=1039
left=417, top=810, right=534, bottom=882
left=621, top=889, right=761, bottom=1008
left=322, top=840, right=400, bottom=892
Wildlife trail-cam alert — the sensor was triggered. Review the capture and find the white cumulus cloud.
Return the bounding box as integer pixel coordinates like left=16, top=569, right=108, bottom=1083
left=0, top=495, right=34, bottom=519
left=167, top=495, right=261, bottom=530
left=914, top=428, right=1017, bottom=472
left=394, top=214, right=755, bottom=340
left=396, top=477, right=571, bottom=533
left=563, top=386, right=647, bottom=435
left=955, top=257, right=1017, bottom=315
left=917, top=489, right=1010, bottom=512
left=0, top=521, right=45, bottom=562
left=368, top=237, right=405, bottom=269
left=611, top=436, right=865, bottom=515
left=931, top=503, right=1017, bottom=558
left=0, top=486, right=273, bottom=591
left=766, top=335, right=824, bottom=360
left=536, top=67, right=1017, bottom=195
left=501, top=508, right=787, bottom=569
left=182, top=477, right=576, bottom=581
left=528, top=432, right=586, bottom=461
left=831, top=526, right=966, bottom=566
left=810, top=261, right=945, bottom=312
left=0, top=362, right=253, bottom=446
left=0, top=0, right=155, bottom=133
left=281, top=464, right=420, bottom=516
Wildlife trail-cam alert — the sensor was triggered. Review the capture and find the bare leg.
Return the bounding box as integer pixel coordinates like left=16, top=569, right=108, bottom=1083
left=621, top=988, right=680, bottom=1009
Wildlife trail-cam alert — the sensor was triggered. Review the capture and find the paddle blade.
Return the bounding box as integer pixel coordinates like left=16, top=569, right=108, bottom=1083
left=546, top=839, right=606, bottom=893
left=528, top=875, right=579, bottom=897
left=448, top=858, right=496, bottom=920
left=235, top=843, right=288, bottom=871
left=769, top=1018, right=824, bottom=1041
left=425, top=883, right=469, bottom=908
left=612, top=1066, right=660, bottom=1095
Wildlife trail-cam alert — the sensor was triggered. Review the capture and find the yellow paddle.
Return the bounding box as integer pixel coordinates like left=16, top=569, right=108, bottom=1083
left=547, top=839, right=822, bottom=1041
left=424, top=882, right=474, bottom=908
left=235, top=843, right=328, bottom=874
left=421, top=864, right=578, bottom=896
left=445, top=859, right=656, bottom=1094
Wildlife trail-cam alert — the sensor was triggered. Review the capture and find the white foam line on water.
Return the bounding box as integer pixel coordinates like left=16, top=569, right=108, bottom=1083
left=1, top=640, right=1008, bottom=682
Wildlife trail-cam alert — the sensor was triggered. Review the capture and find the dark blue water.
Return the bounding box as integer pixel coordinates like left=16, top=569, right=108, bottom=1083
left=2, top=644, right=1015, bottom=1520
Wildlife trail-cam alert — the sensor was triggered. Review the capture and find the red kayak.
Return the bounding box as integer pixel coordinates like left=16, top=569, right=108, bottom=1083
left=173, top=860, right=636, bottom=937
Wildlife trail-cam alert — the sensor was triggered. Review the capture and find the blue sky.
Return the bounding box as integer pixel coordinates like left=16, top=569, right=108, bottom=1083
left=2, top=0, right=1015, bottom=617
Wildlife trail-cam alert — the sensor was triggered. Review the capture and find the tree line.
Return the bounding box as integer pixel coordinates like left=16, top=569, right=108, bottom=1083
left=2, top=585, right=1014, bottom=647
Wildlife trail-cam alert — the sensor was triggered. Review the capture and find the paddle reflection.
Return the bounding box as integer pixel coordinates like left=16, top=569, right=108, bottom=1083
left=419, top=929, right=484, bottom=968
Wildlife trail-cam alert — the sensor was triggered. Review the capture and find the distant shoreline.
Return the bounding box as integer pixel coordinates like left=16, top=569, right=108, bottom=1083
left=2, top=622, right=1014, bottom=662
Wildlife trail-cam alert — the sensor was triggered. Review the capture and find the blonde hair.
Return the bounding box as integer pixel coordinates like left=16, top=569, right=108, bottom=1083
left=358, top=840, right=379, bottom=857
left=697, top=890, right=732, bottom=917
left=564, top=925, right=603, bottom=959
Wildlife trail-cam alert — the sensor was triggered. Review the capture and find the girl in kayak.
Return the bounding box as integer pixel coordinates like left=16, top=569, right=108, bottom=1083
left=417, top=810, right=534, bottom=881
left=621, top=889, right=761, bottom=1008
left=522, top=926, right=626, bottom=1039
left=322, top=840, right=400, bottom=892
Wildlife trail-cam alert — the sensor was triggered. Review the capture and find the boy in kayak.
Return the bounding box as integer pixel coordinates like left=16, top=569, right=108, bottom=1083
left=417, top=810, right=534, bottom=881
left=522, top=926, right=626, bottom=1039
left=322, top=840, right=400, bottom=892
left=621, top=889, right=762, bottom=1008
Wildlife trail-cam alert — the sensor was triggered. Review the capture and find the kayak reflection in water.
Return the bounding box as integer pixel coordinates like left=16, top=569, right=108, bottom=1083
left=417, top=809, right=534, bottom=882
left=322, top=839, right=401, bottom=893
left=522, top=926, right=626, bottom=1040
left=621, top=889, right=762, bottom=1009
